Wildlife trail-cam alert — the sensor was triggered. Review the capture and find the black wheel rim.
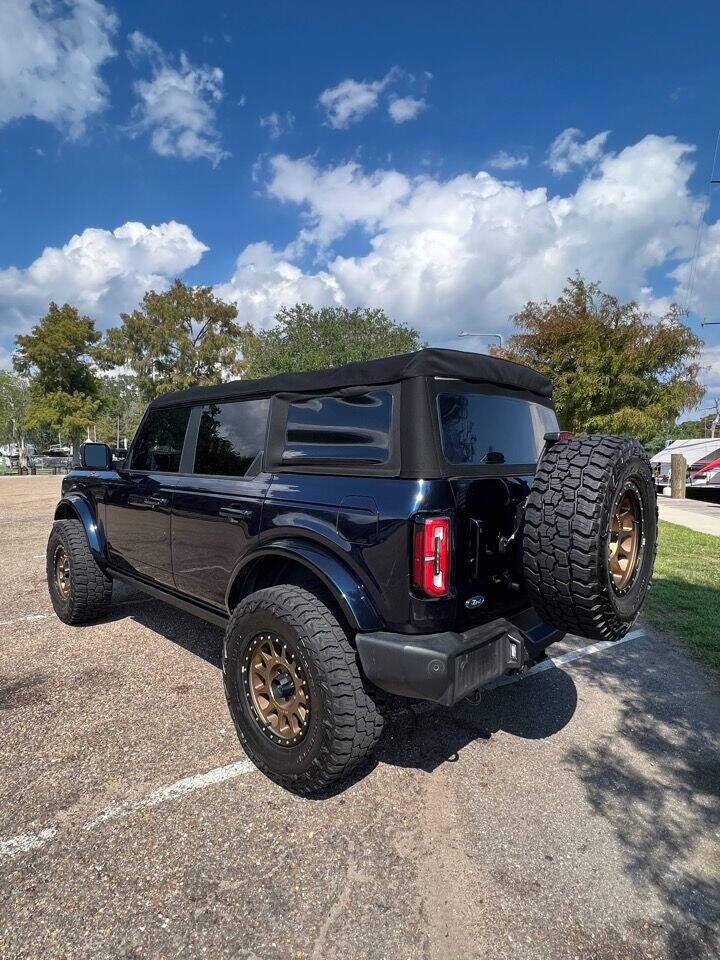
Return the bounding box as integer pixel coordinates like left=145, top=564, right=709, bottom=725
left=241, top=633, right=310, bottom=746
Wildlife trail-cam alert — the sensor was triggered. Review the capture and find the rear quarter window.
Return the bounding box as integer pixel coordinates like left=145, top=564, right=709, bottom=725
left=283, top=391, right=393, bottom=465
left=437, top=392, right=558, bottom=465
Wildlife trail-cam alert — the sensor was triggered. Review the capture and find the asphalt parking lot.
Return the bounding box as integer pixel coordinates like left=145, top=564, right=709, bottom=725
left=1, top=475, right=718, bottom=960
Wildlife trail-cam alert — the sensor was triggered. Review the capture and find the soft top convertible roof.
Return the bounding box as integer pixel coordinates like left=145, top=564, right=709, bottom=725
left=149, top=347, right=552, bottom=408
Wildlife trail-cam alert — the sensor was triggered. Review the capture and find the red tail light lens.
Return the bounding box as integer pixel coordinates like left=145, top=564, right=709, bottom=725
left=413, top=516, right=451, bottom=597
left=543, top=431, right=575, bottom=446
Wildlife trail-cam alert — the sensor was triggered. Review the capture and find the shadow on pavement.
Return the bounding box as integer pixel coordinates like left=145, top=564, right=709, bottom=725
left=377, top=667, right=577, bottom=773
left=106, top=582, right=225, bottom=667
left=562, top=635, right=720, bottom=959
left=105, top=582, right=578, bottom=783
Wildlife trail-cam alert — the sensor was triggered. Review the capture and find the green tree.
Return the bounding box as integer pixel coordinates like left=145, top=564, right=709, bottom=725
left=101, top=280, right=250, bottom=402
left=95, top=374, right=144, bottom=447
left=13, top=302, right=102, bottom=448
left=493, top=275, right=705, bottom=444
left=242, top=303, right=425, bottom=378
left=645, top=408, right=720, bottom=455
left=0, top=371, right=29, bottom=444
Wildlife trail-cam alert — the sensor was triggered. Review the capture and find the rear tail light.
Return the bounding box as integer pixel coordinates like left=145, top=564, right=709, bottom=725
left=543, top=431, right=574, bottom=446
left=413, top=516, right=451, bottom=597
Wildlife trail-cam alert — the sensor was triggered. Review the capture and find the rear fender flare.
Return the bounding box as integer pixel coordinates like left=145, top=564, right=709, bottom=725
left=54, top=495, right=105, bottom=560
left=226, top=538, right=383, bottom=632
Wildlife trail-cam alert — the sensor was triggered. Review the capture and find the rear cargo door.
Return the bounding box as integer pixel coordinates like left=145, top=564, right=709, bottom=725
left=433, top=386, right=559, bottom=622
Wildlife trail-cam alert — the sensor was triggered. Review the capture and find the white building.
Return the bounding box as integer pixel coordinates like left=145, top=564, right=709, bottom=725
left=650, top=438, right=720, bottom=486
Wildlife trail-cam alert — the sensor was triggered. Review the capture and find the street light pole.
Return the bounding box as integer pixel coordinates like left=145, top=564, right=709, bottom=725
left=457, top=332, right=504, bottom=348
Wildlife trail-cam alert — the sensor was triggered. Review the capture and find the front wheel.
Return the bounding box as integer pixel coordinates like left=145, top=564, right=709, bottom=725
left=46, top=519, right=113, bottom=624
left=223, top=585, right=384, bottom=794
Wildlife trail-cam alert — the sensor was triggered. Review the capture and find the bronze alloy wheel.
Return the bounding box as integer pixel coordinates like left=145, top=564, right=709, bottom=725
left=608, top=485, right=643, bottom=593
left=54, top=545, right=71, bottom=597
left=242, top=634, right=310, bottom=745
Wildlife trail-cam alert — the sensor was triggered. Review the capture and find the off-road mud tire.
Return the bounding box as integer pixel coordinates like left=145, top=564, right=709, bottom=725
left=223, top=585, right=384, bottom=795
left=523, top=435, right=657, bottom=641
left=47, top=519, right=113, bottom=624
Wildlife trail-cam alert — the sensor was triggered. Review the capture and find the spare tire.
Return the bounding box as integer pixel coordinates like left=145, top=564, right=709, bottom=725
left=523, top=435, right=657, bottom=641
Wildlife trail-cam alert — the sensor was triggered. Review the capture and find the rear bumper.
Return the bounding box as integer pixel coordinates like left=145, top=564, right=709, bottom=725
left=356, top=609, right=563, bottom=706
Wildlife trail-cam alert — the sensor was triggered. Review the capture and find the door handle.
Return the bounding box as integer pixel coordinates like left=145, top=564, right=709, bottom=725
left=219, top=506, right=253, bottom=523
left=143, top=495, right=169, bottom=508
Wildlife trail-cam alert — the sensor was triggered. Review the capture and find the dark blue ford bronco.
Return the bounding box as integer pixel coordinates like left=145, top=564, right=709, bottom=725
left=47, top=349, right=657, bottom=793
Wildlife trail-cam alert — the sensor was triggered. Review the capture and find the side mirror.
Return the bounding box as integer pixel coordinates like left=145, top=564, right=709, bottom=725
left=80, top=442, right=112, bottom=471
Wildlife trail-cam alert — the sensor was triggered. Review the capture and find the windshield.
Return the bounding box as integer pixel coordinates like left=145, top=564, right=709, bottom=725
left=437, top=392, right=558, bottom=466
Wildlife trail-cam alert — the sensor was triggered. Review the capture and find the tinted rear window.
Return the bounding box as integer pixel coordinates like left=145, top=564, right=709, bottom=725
left=437, top=393, right=558, bottom=466
left=130, top=407, right=190, bottom=473
left=283, top=391, right=393, bottom=464
left=194, top=399, right=270, bottom=476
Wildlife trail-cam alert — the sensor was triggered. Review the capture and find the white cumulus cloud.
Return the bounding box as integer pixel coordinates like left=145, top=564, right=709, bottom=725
left=265, top=154, right=412, bottom=249
left=318, top=68, right=400, bottom=129
left=671, top=219, right=720, bottom=320
left=128, top=31, right=229, bottom=165
left=0, top=221, right=208, bottom=350
left=388, top=96, right=426, bottom=124
left=0, top=0, right=117, bottom=138
left=488, top=150, right=529, bottom=170
left=547, top=127, right=610, bottom=174
left=217, top=136, right=714, bottom=356
left=214, top=243, right=342, bottom=329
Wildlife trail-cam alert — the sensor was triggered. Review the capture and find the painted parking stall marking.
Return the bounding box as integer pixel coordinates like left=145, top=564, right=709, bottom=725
left=493, top=630, right=644, bottom=687
left=0, top=630, right=645, bottom=862
left=1, top=761, right=256, bottom=861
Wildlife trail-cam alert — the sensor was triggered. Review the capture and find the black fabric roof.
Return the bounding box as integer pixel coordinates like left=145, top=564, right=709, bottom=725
left=148, top=347, right=552, bottom=409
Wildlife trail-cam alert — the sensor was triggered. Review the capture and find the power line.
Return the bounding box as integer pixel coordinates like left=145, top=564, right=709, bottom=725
left=683, top=126, right=720, bottom=315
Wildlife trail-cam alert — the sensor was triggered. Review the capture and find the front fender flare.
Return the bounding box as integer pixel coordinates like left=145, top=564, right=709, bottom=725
left=54, top=495, right=105, bottom=560
left=228, top=538, right=383, bottom=632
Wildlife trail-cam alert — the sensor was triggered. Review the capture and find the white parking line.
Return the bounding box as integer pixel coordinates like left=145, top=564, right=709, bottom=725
left=1, top=760, right=256, bottom=861
left=0, top=828, right=57, bottom=858
left=0, top=629, right=645, bottom=861
left=493, top=629, right=643, bottom=687
left=85, top=759, right=255, bottom=828
left=0, top=614, right=49, bottom=627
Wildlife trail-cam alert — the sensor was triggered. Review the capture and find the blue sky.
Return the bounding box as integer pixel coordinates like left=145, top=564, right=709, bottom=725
left=1, top=0, right=720, bottom=411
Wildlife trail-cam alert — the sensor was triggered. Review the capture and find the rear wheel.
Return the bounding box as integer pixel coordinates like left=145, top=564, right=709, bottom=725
left=223, top=585, right=384, bottom=795
left=523, top=435, right=657, bottom=641
left=46, top=519, right=113, bottom=624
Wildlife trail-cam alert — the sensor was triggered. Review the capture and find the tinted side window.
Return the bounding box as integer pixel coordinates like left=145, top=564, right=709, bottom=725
left=283, top=391, right=393, bottom=464
left=130, top=408, right=190, bottom=472
left=194, top=399, right=270, bottom=476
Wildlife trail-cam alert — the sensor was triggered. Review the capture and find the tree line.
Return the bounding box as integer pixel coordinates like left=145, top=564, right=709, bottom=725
left=0, top=274, right=706, bottom=451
